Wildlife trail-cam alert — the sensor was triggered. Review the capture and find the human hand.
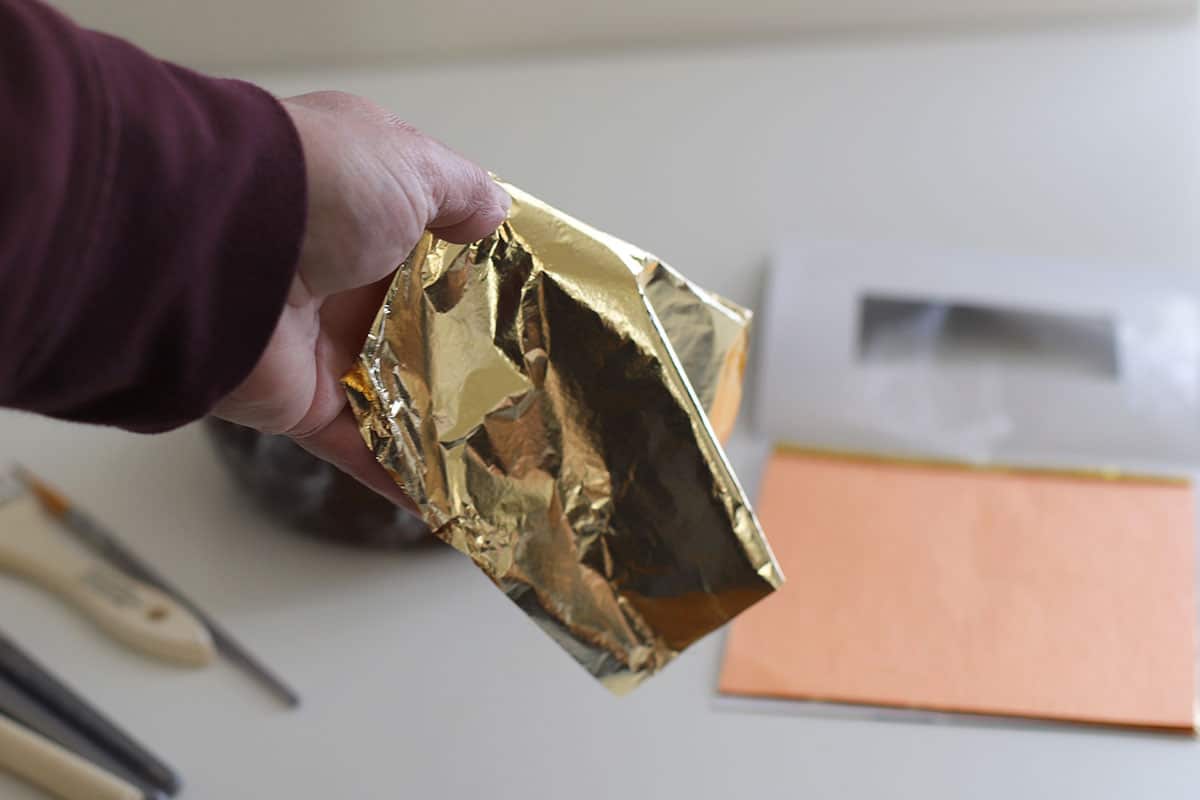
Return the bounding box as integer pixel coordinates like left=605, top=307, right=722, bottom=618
left=213, top=91, right=510, bottom=509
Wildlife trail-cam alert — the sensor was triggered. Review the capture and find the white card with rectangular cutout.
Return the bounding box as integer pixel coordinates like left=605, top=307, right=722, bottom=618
left=756, top=241, right=1200, bottom=471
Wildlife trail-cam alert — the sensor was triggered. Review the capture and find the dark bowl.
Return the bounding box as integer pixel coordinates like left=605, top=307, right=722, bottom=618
left=205, top=417, right=433, bottom=548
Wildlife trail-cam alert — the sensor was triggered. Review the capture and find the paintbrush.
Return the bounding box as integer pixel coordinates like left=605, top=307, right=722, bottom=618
left=0, top=670, right=166, bottom=800
left=16, top=469, right=301, bottom=709
left=0, top=631, right=179, bottom=795
left=0, top=706, right=145, bottom=800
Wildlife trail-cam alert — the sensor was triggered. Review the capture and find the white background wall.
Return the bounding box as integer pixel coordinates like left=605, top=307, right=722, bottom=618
left=241, top=20, right=1197, bottom=310
left=54, top=0, right=1192, bottom=69
left=47, top=1, right=1197, bottom=304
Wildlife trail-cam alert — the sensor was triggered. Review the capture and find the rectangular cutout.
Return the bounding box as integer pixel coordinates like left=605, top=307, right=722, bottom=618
left=857, top=294, right=1118, bottom=379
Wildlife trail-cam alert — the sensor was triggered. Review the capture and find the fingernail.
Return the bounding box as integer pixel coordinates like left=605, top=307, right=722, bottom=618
left=490, top=182, right=512, bottom=216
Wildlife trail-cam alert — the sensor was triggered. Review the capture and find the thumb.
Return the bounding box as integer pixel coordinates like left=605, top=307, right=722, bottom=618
left=406, top=135, right=512, bottom=243
left=284, top=91, right=510, bottom=297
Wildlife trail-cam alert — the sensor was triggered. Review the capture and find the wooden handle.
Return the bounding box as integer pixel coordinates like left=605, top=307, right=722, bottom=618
left=0, top=714, right=142, bottom=800
left=0, top=494, right=215, bottom=667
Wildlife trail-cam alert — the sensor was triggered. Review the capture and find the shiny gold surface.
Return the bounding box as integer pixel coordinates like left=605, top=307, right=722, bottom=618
left=344, top=182, right=782, bottom=692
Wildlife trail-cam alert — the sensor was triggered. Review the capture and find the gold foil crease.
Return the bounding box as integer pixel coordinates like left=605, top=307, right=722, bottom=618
left=344, top=182, right=782, bottom=693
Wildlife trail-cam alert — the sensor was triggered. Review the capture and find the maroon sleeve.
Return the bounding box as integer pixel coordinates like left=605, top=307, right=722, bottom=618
left=0, top=0, right=305, bottom=432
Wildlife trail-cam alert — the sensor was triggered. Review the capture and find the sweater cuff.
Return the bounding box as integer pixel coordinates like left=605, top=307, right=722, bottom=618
left=0, top=2, right=306, bottom=432
left=78, top=34, right=308, bottom=432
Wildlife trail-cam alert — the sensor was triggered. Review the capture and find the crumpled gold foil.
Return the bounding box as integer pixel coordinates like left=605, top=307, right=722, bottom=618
left=344, top=181, right=782, bottom=692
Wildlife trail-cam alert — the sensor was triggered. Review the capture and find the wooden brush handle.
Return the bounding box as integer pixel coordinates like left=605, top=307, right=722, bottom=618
left=0, top=714, right=142, bottom=800
left=0, top=494, right=214, bottom=667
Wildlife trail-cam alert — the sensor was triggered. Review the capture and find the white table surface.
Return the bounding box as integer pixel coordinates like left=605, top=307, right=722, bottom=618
left=4, top=16, right=1200, bottom=800
left=1, top=414, right=1198, bottom=799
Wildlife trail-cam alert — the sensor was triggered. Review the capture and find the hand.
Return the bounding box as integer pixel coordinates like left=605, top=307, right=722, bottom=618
left=213, top=91, right=510, bottom=508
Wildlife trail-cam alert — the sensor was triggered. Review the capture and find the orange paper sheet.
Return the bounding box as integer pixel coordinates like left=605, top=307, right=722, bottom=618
left=720, top=451, right=1198, bottom=731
